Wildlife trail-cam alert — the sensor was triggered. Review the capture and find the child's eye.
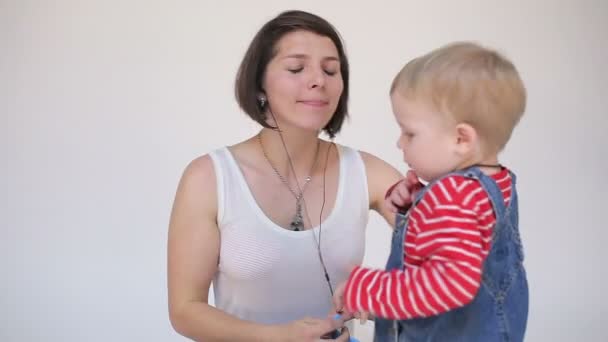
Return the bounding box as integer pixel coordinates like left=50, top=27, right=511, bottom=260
left=288, top=67, right=304, bottom=74
left=324, top=69, right=337, bottom=76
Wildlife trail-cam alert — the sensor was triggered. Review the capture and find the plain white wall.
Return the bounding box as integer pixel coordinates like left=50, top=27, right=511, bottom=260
left=2, top=0, right=607, bottom=341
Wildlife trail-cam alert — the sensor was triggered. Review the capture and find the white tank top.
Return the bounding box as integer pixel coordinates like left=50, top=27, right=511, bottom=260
left=208, top=144, right=370, bottom=324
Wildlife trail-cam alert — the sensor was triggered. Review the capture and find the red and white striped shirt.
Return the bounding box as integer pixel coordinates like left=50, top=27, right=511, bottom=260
left=343, top=169, right=512, bottom=319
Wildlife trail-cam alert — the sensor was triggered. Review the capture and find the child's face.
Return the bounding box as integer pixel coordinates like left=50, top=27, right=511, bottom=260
left=390, top=93, right=463, bottom=182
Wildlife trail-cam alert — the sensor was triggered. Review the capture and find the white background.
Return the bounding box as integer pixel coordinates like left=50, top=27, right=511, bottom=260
left=2, top=0, right=607, bottom=341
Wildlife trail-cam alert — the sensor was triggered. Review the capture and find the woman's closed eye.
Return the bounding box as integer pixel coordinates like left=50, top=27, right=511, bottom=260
left=287, top=66, right=338, bottom=76
left=288, top=67, right=304, bottom=74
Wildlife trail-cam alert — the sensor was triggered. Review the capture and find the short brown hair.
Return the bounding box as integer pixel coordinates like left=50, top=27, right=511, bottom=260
left=391, top=42, right=526, bottom=153
left=235, top=10, right=349, bottom=138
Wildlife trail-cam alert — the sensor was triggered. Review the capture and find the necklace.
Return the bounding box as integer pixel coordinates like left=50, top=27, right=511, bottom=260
left=473, top=163, right=503, bottom=169
left=258, top=134, right=320, bottom=231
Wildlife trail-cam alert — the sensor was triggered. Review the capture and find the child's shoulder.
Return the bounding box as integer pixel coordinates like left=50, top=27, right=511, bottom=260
left=420, top=168, right=512, bottom=209
left=419, top=174, right=486, bottom=209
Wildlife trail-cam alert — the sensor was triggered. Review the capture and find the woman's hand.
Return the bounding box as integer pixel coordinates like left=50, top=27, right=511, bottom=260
left=276, top=315, right=347, bottom=342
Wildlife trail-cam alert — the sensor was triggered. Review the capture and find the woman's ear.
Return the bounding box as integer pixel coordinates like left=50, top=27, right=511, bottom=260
left=454, top=123, right=478, bottom=156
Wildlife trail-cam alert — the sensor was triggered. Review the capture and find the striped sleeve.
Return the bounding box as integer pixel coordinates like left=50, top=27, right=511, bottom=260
left=343, top=175, right=497, bottom=319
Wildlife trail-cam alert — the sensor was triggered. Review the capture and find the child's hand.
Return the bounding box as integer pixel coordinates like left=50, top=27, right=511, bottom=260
left=352, top=311, right=372, bottom=325
left=385, top=170, right=424, bottom=213
left=332, top=281, right=347, bottom=315
left=332, top=282, right=371, bottom=325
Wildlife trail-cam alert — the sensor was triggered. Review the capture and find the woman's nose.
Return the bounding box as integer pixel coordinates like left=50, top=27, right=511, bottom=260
left=308, top=69, right=325, bottom=89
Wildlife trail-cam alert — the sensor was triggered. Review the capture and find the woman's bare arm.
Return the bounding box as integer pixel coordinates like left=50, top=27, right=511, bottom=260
left=167, top=156, right=276, bottom=341
left=360, top=151, right=403, bottom=227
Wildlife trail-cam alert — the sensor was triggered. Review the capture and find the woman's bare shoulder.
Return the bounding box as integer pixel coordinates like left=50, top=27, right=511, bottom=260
left=357, top=149, right=402, bottom=181
left=174, top=153, right=219, bottom=216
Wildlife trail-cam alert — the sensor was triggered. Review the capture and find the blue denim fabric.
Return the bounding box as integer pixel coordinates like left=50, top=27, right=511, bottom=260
left=374, top=167, right=528, bottom=342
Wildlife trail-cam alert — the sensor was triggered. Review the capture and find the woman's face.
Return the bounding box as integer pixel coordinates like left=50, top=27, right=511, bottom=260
left=262, top=30, right=344, bottom=134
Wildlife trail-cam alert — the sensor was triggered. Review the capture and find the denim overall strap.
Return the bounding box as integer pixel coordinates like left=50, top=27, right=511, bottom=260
left=461, top=167, right=507, bottom=231
left=463, top=168, right=525, bottom=262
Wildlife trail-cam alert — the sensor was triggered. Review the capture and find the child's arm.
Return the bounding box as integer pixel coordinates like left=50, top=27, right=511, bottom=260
left=343, top=176, right=494, bottom=320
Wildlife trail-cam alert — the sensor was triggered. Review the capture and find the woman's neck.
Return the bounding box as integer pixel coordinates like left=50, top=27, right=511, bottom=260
left=257, top=128, right=322, bottom=181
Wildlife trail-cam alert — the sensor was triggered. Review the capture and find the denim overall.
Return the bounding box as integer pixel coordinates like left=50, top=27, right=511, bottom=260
left=374, top=167, right=528, bottom=342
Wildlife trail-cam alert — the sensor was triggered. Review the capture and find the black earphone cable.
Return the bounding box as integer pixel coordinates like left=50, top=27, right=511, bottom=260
left=267, top=109, right=336, bottom=297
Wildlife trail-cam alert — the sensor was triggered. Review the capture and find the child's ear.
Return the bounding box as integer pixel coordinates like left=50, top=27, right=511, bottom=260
left=454, top=123, right=478, bottom=156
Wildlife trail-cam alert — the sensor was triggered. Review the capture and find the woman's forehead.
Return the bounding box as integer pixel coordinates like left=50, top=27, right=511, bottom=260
left=273, top=31, right=339, bottom=59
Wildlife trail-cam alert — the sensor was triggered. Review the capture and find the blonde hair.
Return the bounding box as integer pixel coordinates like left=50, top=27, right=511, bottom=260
left=390, top=42, right=526, bottom=153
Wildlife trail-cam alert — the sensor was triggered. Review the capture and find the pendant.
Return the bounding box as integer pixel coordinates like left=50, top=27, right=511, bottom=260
left=290, top=201, right=304, bottom=231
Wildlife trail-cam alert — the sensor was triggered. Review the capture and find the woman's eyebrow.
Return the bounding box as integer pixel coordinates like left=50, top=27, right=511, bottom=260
left=281, top=54, right=340, bottom=62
